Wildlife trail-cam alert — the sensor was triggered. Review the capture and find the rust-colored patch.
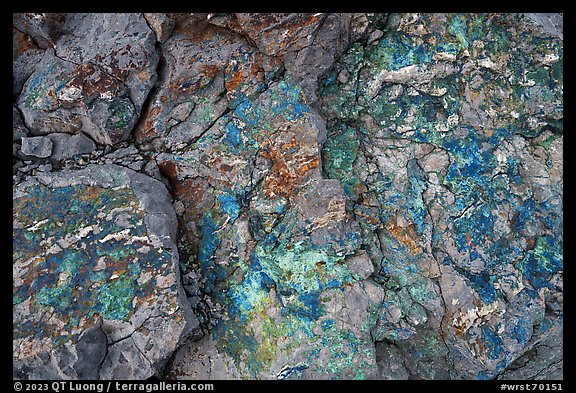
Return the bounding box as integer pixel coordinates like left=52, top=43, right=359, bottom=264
left=77, top=185, right=108, bottom=204
left=260, top=137, right=319, bottom=199
left=225, top=70, right=245, bottom=92
left=170, top=176, right=215, bottom=245
left=473, top=337, right=486, bottom=358
left=66, top=63, right=124, bottom=99
left=201, top=64, right=222, bottom=80
left=250, top=64, right=261, bottom=76
left=314, top=261, right=327, bottom=275
left=355, top=207, right=381, bottom=227
left=451, top=307, right=467, bottom=338
left=157, top=160, right=178, bottom=181
left=93, top=50, right=129, bottom=81
left=13, top=28, right=39, bottom=55
left=134, top=103, right=162, bottom=142
left=173, top=178, right=208, bottom=215
left=260, top=14, right=321, bottom=52
left=219, top=163, right=234, bottom=173
left=385, top=218, right=421, bottom=255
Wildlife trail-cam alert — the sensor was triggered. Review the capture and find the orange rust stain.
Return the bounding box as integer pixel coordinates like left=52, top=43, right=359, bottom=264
left=225, top=70, right=245, bottom=92
left=136, top=70, right=151, bottom=83
left=64, top=63, right=124, bottom=101
left=201, top=64, right=222, bottom=80
left=134, top=104, right=162, bottom=142
left=47, top=89, right=57, bottom=100
left=77, top=185, right=108, bottom=204
left=353, top=182, right=369, bottom=195
left=250, top=64, right=261, bottom=76
left=314, top=261, right=326, bottom=275
left=172, top=178, right=210, bottom=220
left=355, top=208, right=381, bottom=227
left=219, top=163, right=234, bottom=173
left=474, top=338, right=486, bottom=357
left=260, top=137, right=319, bottom=199
left=451, top=308, right=468, bottom=338
left=385, top=219, right=421, bottom=255
left=161, top=172, right=218, bottom=241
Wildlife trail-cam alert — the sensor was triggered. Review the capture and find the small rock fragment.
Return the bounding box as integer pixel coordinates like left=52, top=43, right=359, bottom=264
left=21, top=136, right=53, bottom=158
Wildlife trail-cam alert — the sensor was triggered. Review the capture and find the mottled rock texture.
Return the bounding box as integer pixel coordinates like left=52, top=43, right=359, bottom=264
left=319, top=13, right=563, bottom=379
left=13, top=165, right=200, bottom=379
left=13, top=13, right=562, bottom=380
left=17, top=13, right=158, bottom=146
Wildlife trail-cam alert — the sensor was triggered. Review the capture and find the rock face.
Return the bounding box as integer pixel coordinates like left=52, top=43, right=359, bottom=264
left=17, top=13, right=158, bottom=146
left=13, top=164, right=200, bottom=379
left=318, top=13, right=563, bottom=379
left=13, top=13, right=562, bottom=380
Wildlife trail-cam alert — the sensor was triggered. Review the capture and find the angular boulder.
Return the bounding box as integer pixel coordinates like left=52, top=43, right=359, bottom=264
left=13, top=164, right=200, bottom=379
left=16, top=13, right=158, bottom=146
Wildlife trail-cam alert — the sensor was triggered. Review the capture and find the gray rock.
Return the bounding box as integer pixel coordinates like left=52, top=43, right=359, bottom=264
left=523, top=13, right=563, bottom=39
left=103, top=145, right=139, bottom=160
left=127, top=160, right=145, bottom=171
left=319, top=12, right=563, bottom=380
left=73, top=323, right=108, bottom=380
left=13, top=28, right=45, bottom=97
left=21, top=136, right=53, bottom=158
left=13, top=164, right=201, bottom=379
left=17, top=13, right=159, bottom=146
left=144, top=13, right=175, bottom=43
left=13, top=13, right=67, bottom=49
left=345, top=250, right=374, bottom=279
left=367, top=29, right=383, bottom=45
left=13, top=106, right=30, bottom=142
left=283, top=14, right=352, bottom=104
left=498, top=327, right=563, bottom=380
left=47, top=133, right=96, bottom=162
left=12, top=12, right=563, bottom=381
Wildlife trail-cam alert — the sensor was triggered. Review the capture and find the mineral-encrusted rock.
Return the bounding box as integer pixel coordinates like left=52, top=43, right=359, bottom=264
left=319, top=13, right=563, bottom=379
left=13, top=106, right=30, bottom=142
left=17, top=13, right=158, bottom=146
left=12, top=12, right=563, bottom=381
left=135, top=15, right=282, bottom=150
left=160, top=79, right=381, bottom=379
left=196, top=13, right=363, bottom=104
left=13, top=164, right=201, bottom=379
left=144, top=13, right=175, bottom=43
left=498, top=326, right=563, bottom=380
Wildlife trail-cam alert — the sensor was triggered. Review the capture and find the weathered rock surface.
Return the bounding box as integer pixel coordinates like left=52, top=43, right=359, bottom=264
left=158, top=78, right=383, bottom=378
left=13, top=12, right=563, bottom=381
left=20, top=136, right=53, bottom=158
left=13, top=13, right=67, bottom=49
left=319, top=13, right=563, bottom=379
left=17, top=13, right=158, bottom=146
left=13, top=27, right=45, bottom=98
left=13, top=164, right=200, bottom=379
left=497, top=326, right=563, bottom=380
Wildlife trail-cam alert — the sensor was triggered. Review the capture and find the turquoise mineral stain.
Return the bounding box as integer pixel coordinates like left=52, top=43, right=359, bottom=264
left=13, top=183, right=176, bottom=343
